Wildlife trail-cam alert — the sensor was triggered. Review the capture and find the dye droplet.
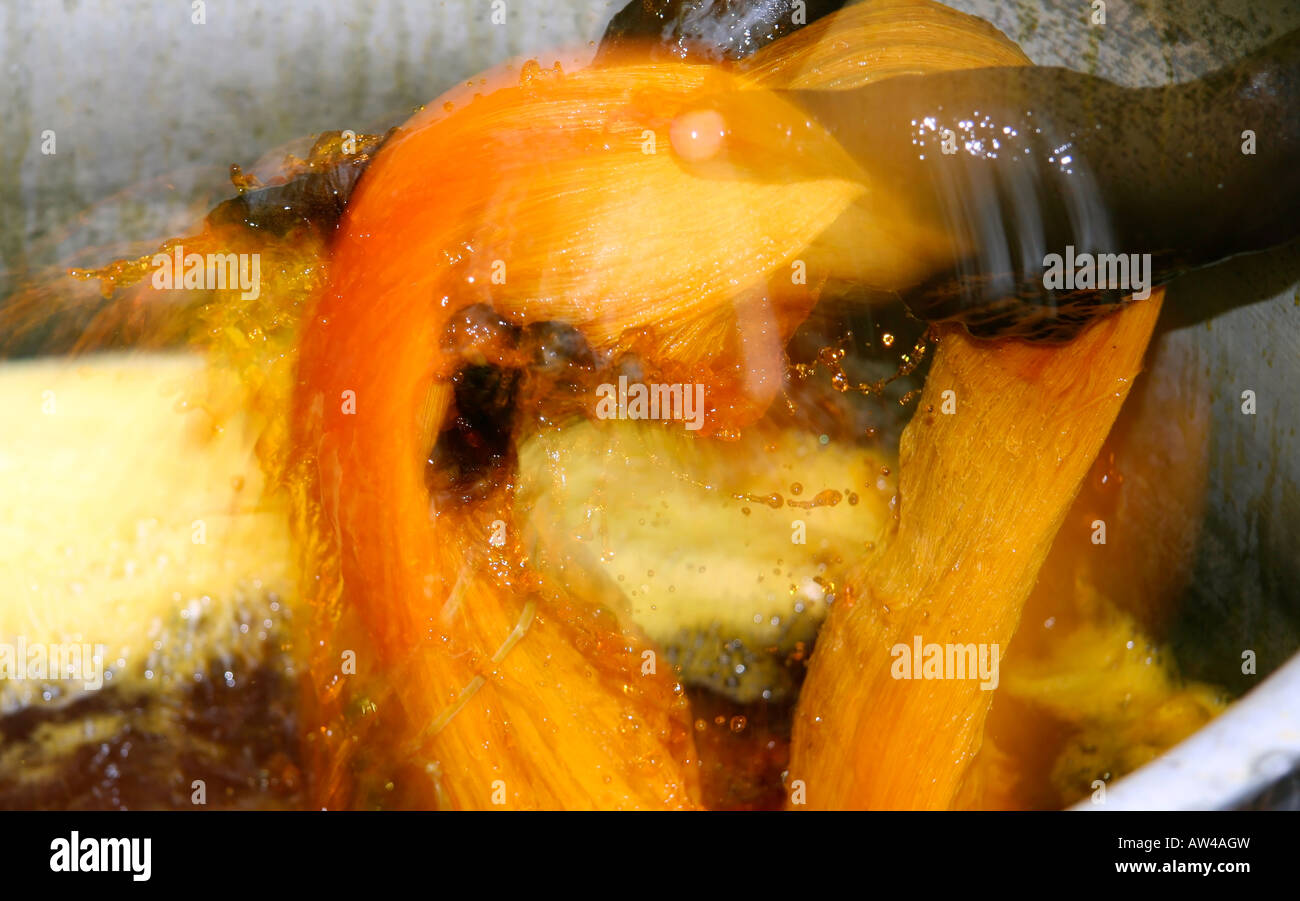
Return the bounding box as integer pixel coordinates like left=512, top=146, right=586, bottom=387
left=670, top=108, right=727, bottom=162
left=519, top=59, right=543, bottom=86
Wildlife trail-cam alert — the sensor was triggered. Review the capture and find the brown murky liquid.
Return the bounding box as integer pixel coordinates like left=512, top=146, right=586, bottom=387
left=0, top=661, right=302, bottom=810
left=688, top=688, right=795, bottom=811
